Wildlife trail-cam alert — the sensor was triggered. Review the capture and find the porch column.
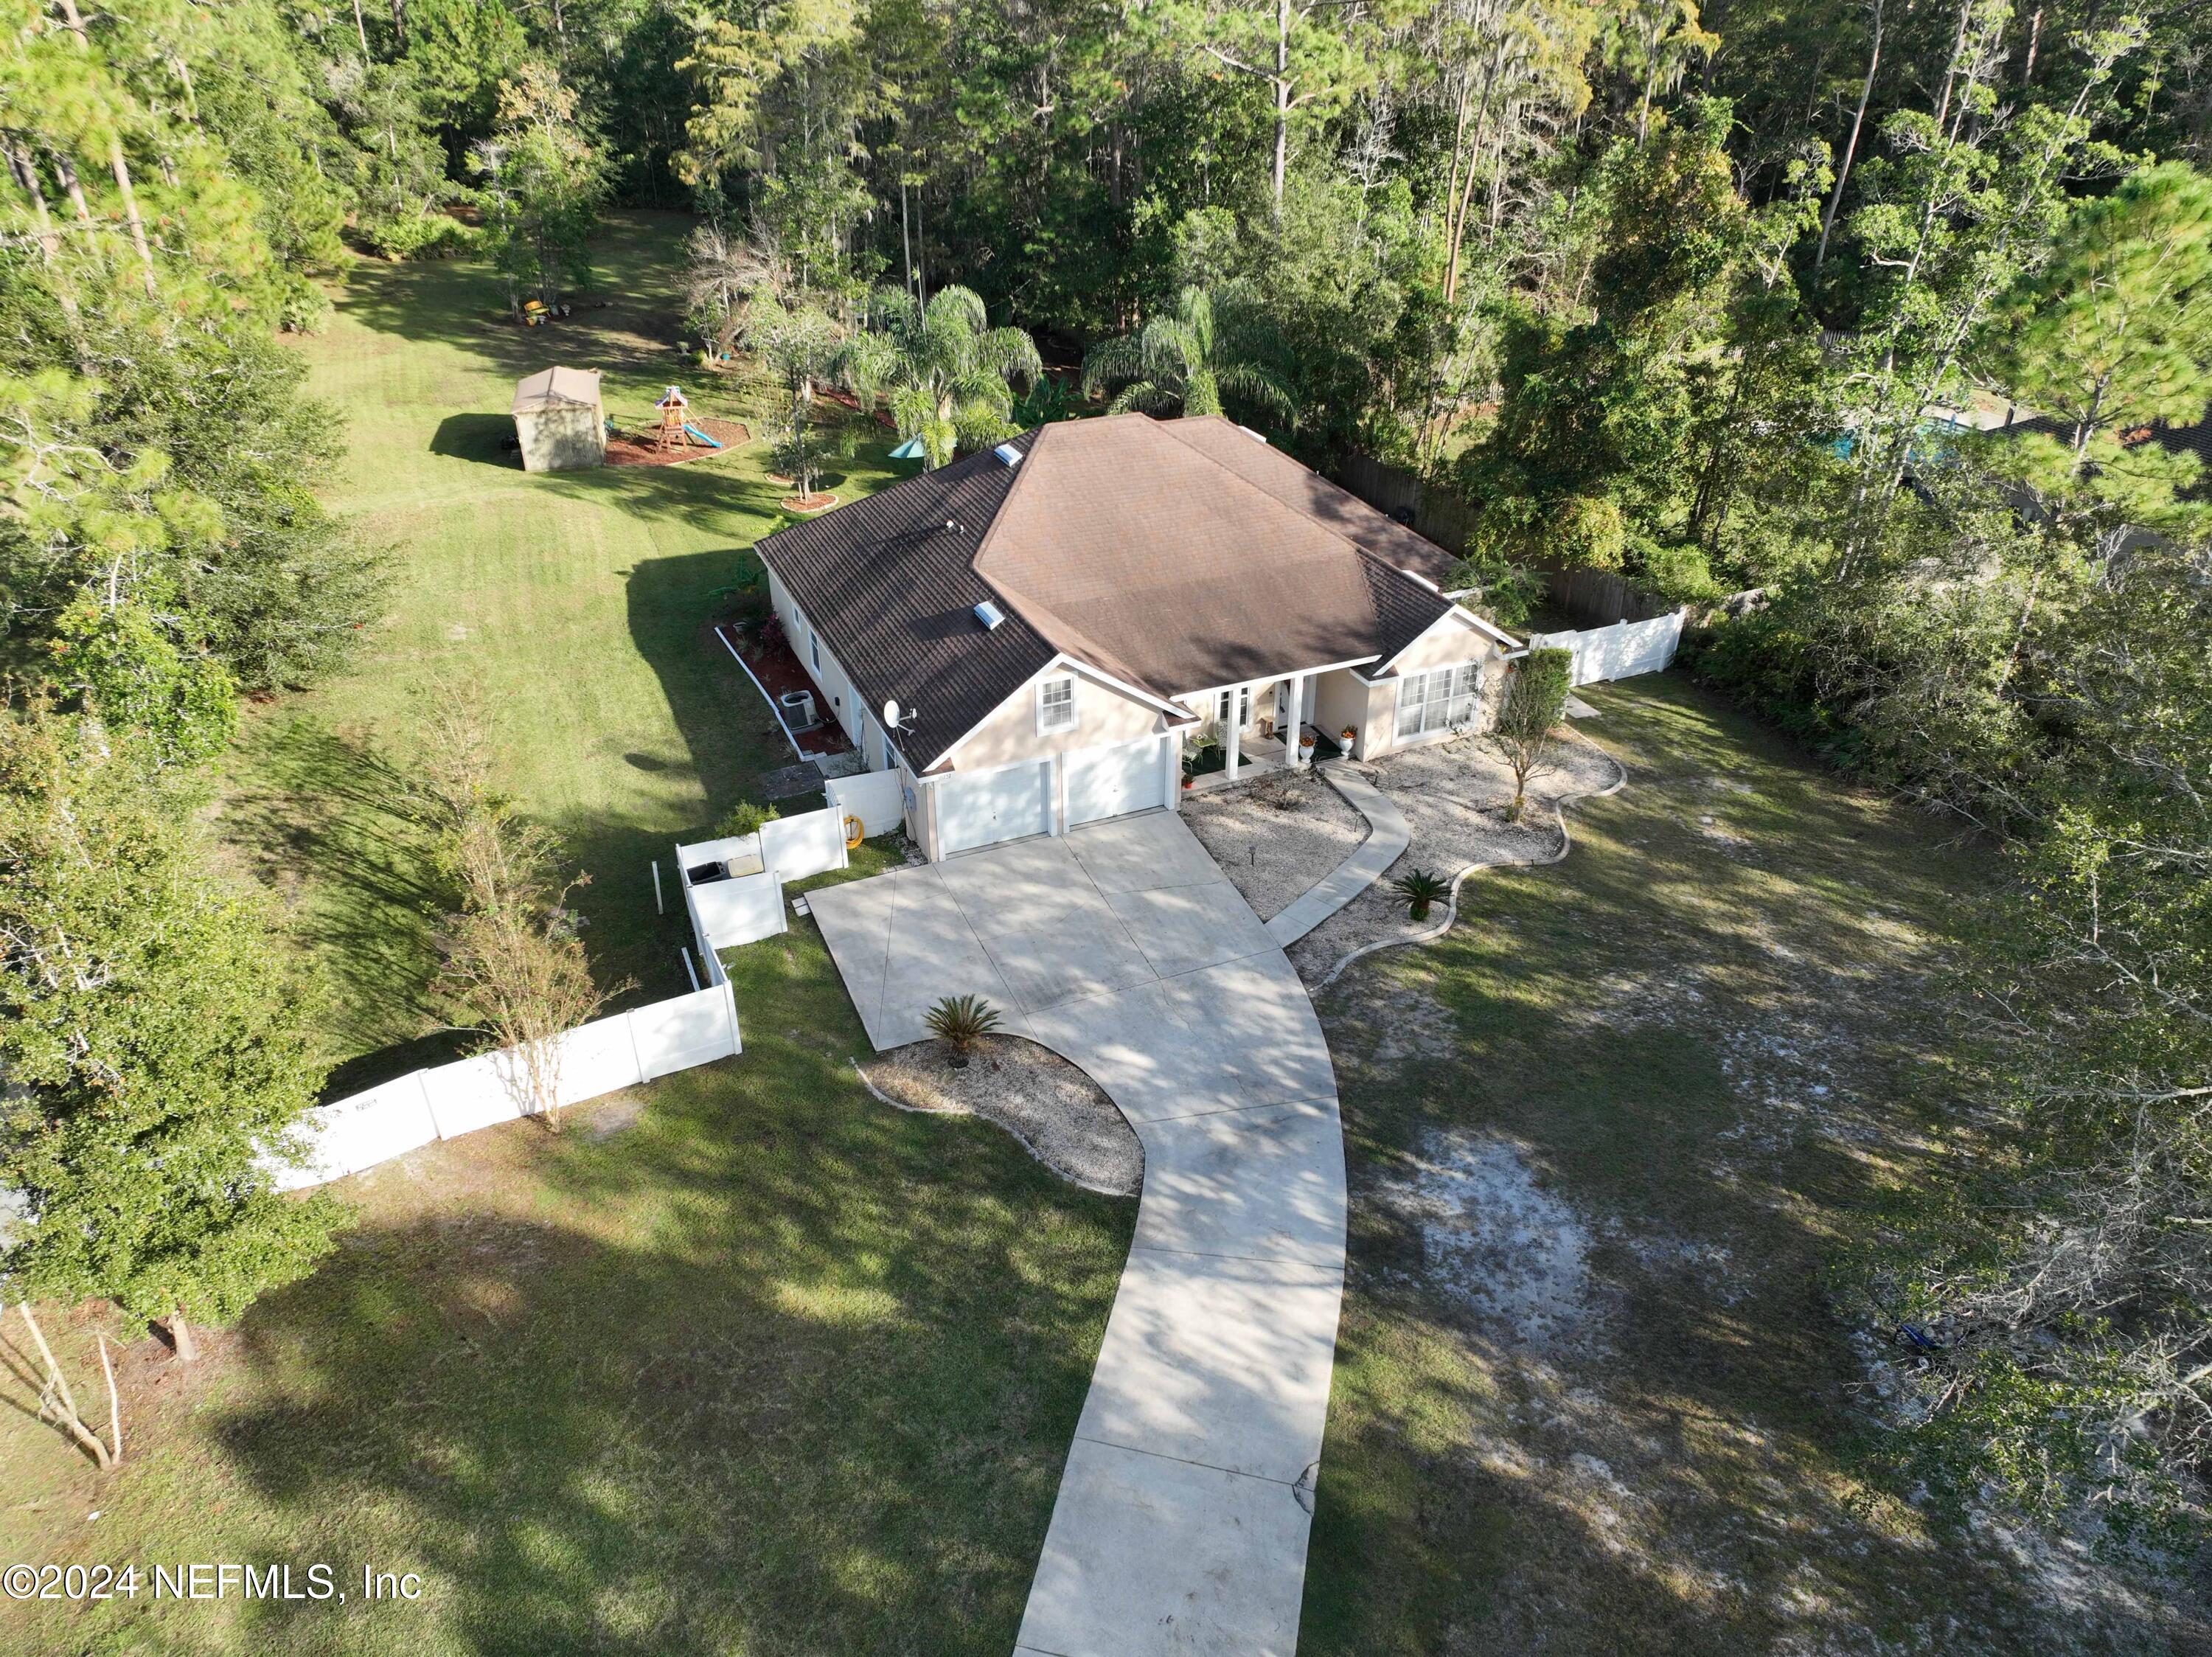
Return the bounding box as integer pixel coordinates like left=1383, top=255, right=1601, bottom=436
left=1224, top=685, right=1243, bottom=783
left=1284, top=672, right=1307, bottom=768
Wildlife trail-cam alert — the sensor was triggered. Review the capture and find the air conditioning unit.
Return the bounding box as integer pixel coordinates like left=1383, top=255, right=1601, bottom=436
left=779, top=689, right=818, bottom=729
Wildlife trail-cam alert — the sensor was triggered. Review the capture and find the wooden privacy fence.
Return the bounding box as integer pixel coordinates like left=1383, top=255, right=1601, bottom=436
left=1332, top=453, right=1684, bottom=629
left=268, top=983, right=742, bottom=1190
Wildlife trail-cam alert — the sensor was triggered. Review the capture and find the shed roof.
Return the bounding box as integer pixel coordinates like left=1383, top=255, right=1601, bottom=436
left=512, top=366, right=602, bottom=415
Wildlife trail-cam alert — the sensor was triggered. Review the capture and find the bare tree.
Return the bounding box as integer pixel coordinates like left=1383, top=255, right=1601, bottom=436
left=417, top=699, right=629, bottom=1130
left=15, top=1302, right=117, bottom=1470
left=683, top=219, right=791, bottom=358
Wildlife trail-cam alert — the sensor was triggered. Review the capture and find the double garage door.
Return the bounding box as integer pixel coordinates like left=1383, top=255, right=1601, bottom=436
left=936, top=736, right=1170, bottom=855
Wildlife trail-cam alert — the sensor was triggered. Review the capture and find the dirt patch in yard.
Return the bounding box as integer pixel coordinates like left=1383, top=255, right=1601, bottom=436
left=1181, top=768, right=1368, bottom=920
left=1298, top=678, right=2207, bottom=1657
left=1289, top=734, right=1624, bottom=984
left=860, top=1035, right=1142, bottom=1197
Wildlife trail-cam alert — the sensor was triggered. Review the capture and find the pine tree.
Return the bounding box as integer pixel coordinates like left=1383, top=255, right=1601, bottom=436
left=0, top=712, right=340, bottom=1363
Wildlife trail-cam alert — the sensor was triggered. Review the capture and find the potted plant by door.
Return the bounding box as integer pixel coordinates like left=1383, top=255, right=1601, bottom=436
left=1298, top=729, right=1317, bottom=763
left=1339, top=726, right=1357, bottom=751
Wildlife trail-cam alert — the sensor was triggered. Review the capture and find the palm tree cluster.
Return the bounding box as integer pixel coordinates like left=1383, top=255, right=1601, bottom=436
left=841, top=286, right=1044, bottom=468
left=1081, top=283, right=1298, bottom=426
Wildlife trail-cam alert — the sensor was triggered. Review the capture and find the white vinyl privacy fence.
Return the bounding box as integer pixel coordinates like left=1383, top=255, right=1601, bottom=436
left=270, top=984, right=740, bottom=1190
left=1530, top=610, right=1684, bottom=687
left=272, top=796, right=894, bottom=1194
left=675, top=800, right=858, bottom=962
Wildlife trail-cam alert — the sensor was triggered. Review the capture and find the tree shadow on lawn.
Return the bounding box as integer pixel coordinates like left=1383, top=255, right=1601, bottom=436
left=204, top=941, right=1131, bottom=1656
left=223, top=714, right=451, bottom=1066
left=1297, top=678, right=2174, bottom=1653
left=331, top=213, right=697, bottom=386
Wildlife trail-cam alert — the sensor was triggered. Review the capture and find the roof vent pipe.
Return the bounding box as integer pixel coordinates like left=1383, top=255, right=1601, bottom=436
left=973, top=600, right=1006, bottom=631
left=994, top=443, right=1025, bottom=467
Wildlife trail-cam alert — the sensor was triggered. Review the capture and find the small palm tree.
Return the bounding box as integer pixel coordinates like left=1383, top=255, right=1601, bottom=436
left=840, top=286, right=1043, bottom=468
left=1082, top=283, right=1297, bottom=425
left=922, top=993, right=1002, bottom=1068
left=1391, top=869, right=1452, bottom=923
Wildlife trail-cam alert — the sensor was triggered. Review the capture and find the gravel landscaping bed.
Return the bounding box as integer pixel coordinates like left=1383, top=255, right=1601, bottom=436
left=1180, top=767, right=1369, bottom=920
left=860, top=1035, right=1143, bottom=1197
left=1287, top=734, right=1624, bottom=984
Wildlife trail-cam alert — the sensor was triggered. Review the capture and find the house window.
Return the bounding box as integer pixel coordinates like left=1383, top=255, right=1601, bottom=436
left=1038, top=675, right=1077, bottom=734
left=809, top=630, right=821, bottom=670
left=1215, top=687, right=1253, bottom=728
left=1394, top=663, right=1481, bottom=740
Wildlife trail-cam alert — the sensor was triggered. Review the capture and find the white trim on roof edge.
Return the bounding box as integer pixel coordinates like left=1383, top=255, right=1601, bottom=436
left=1173, top=656, right=1382, bottom=701
left=921, top=653, right=1197, bottom=775
left=1368, top=603, right=1522, bottom=678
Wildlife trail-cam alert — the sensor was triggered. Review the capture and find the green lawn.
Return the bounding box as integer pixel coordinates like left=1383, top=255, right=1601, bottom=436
left=0, top=866, right=1133, bottom=1657
left=220, top=211, right=900, bottom=1079
left=1298, top=675, right=2194, bottom=1655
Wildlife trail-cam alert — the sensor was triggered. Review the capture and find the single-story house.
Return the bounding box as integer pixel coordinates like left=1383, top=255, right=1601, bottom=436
left=751, top=412, right=1522, bottom=861
left=512, top=366, right=606, bottom=473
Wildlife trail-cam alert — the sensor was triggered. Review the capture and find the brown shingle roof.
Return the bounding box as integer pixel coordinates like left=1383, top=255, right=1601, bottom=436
left=975, top=415, right=1451, bottom=692
left=1154, top=416, right=1464, bottom=586
left=753, top=441, right=1057, bottom=771
left=752, top=415, right=1465, bottom=771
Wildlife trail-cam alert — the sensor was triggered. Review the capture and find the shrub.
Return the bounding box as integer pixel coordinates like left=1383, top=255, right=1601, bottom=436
left=359, top=211, right=481, bottom=262
left=1492, top=647, right=1573, bottom=819
left=1391, top=868, right=1452, bottom=922
left=922, top=993, right=1001, bottom=1067
left=715, top=800, right=781, bottom=838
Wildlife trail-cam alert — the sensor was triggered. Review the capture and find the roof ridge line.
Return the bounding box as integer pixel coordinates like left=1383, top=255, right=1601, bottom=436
left=1147, top=415, right=1381, bottom=565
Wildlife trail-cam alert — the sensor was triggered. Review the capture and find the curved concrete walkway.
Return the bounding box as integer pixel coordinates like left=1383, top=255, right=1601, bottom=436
left=1263, top=762, right=1410, bottom=947
left=807, top=812, right=1344, bottom=1657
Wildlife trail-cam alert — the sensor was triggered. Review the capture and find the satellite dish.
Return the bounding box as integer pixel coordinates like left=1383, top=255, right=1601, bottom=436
left=883, top=698, right=901, bottom=729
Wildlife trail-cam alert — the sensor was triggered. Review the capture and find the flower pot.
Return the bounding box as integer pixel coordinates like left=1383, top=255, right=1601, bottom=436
left=1339, top=729, right=1357, bottom=746
left=1180, top=774, right=1195, bottom=791
left=1298, top=739, right=1316, bottom=762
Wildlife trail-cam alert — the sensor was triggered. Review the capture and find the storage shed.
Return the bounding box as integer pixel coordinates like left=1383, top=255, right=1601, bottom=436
left=511, top=366, right=606, bottom=473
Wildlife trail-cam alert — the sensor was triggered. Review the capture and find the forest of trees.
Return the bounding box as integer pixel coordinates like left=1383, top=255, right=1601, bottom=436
left=0, top=0, right=2206, bottom=1570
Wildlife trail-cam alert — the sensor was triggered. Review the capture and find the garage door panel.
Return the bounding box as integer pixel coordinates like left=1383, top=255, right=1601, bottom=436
left=1068, top=737, right=1167, bottom=827
left=939, top=762, right=1051, bottom=855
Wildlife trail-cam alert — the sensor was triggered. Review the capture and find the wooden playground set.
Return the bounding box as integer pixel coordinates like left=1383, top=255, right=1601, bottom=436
left=604, top=386, right=751, bottom=469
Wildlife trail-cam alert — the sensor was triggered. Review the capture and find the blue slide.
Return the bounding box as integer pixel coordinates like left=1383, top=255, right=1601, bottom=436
left=682, top=422, right=723, bottom=449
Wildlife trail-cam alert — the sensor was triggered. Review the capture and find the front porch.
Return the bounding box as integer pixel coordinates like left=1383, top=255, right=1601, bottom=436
left=1176, top=665, right=1361, bottom=796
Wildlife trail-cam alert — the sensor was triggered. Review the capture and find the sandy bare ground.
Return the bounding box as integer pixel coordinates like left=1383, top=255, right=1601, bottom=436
left=1287, top=734, right=1624, bottom=984
left=1180, top=767, right=1368, bottom=920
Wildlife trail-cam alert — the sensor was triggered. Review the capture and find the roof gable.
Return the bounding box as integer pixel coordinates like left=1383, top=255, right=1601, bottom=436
left=753, top=442, right=1051, bottom=770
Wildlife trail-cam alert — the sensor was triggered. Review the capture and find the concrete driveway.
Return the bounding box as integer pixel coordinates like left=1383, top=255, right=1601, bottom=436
left=808, top=811, right=1346, bottom=1656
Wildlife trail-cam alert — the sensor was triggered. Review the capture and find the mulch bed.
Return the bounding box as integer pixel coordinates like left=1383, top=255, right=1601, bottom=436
left=781, top=493, right=838, bottom=513
left=814, top=385, right=899, bottom=429
left=605, top=417, right=751, bottom=468
left=860, top=1035, right=1142, bottom=1197
left=714, top=622, right=852, bottom=757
